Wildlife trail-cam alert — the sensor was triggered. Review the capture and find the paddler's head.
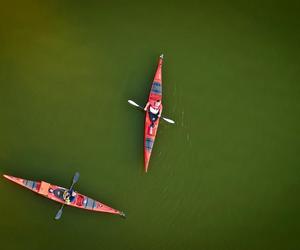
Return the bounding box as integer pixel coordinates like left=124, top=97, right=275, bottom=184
left=154, top=99, right=161, bottom=107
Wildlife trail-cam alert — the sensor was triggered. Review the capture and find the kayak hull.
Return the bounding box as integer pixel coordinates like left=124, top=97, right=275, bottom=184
left=3, top=174, right=125, bottom=217
left=144, top=55, right=163, bottom=172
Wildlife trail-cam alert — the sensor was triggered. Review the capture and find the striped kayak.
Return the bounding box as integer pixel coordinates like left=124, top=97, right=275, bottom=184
left=3, top=174, right=125, bottom=217
left=144, top=54, right=163, bottom=172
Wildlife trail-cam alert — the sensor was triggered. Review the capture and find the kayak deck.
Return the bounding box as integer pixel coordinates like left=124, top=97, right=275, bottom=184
left=3, top=174, right=125, bottom=217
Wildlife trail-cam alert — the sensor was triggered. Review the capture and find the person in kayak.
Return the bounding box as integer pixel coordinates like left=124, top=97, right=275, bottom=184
left=144, top=99, right=163, bottom=135
left=63, top=189, right=77, bottom=204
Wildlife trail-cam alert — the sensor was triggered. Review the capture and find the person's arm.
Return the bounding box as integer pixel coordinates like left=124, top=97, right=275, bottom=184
left=158, top=105, right=163, bottom=117
left=144, top=102, right=150, bottom=111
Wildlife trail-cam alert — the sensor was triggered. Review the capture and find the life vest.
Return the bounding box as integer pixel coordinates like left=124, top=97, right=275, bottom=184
left=63, top=190, right=76, bottom=203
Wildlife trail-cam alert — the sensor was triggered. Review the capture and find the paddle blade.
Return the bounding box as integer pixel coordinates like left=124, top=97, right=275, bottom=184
left=55, top=208, right=63, bottom=220
left=162, top=117, right=175, bottom=124
left=73, top=172, right=80, bottom=184
left=128, top=100, right=141, bottom=108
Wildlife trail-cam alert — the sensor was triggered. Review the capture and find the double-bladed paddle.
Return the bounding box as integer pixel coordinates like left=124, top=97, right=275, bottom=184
left=128, top=100, right=175, bottom=124
left=55, top=172, right=80, bottom=220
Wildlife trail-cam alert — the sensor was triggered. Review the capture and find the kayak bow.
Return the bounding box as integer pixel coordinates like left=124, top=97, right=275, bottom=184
left=3, top=174, right=125, bottom=218
left=144, top=54, right=164, bottom=172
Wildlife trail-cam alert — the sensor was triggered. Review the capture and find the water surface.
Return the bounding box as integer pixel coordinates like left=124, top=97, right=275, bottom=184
left=0, top=1, right=299, bottom=249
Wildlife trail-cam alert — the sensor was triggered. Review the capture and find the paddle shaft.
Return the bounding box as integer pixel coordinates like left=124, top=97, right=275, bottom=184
left=54, top=172, right=80, bottom=220
left=128, top=100, right=175, bottom=124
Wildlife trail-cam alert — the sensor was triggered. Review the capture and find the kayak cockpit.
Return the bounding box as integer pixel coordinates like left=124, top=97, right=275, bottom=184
left=52, top=188, right=65, bottom=200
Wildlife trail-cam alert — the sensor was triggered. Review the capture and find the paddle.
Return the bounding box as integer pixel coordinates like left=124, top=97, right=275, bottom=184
left=128, top=100, right=175, bottom=124
left=54, top=172, right=80, bottom=220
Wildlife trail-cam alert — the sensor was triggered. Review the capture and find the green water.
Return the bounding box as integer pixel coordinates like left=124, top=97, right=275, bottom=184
left=0, top=0, right=299, bottom=249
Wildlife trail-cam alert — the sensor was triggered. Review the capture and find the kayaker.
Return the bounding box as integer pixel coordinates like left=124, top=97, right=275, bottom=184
left=144, top=99, right=163, bottom=135
left=63, top=189, right=77, bottom=204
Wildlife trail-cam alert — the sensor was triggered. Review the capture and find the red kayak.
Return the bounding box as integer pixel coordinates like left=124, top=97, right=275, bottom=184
left=3, top=174, right=125, bottom=217
left=144, top=54, right=163, bottom=172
